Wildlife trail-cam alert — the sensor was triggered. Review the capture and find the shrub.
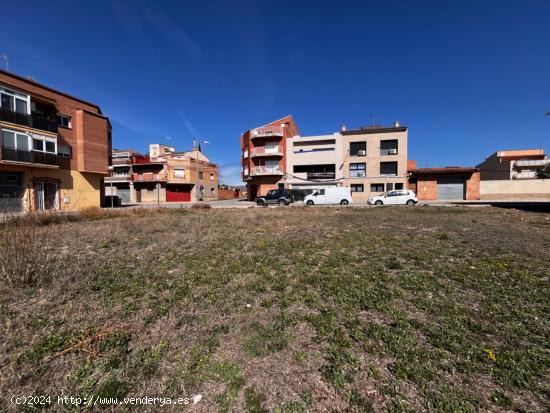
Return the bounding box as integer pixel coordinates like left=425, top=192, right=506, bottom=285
left=191, top=203, right=212, bottom=210
left=0, top=215, right=58, bottom=286
left=80, top=206, right=108, bottom=220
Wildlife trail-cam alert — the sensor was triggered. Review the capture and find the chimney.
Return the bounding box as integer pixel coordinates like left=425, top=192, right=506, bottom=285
left=341, top=123, right=347, bottom=132
left=394, top=120, right=400, bottom=127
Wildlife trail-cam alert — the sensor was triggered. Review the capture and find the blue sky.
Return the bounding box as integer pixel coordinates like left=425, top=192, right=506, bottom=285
left=2, top=0, right=549, bottom=184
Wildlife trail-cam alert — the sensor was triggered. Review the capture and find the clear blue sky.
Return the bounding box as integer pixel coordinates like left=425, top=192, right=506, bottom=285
left=2, top=0, right=549, bottom=184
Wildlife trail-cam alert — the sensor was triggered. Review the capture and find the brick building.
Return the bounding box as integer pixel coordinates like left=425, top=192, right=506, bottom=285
left=0, top=70, right=111, bottom=212
left=123, top=143, right=218, bottom=204
left=408, top=167, right=480, bottom=201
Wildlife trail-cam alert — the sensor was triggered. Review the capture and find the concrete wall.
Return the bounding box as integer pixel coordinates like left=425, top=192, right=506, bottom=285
left=480, top=179, right=550, bottom=200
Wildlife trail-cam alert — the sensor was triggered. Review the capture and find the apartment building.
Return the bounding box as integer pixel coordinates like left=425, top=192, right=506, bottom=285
left=104, top=148, right=135, bottom=204
left=341, top=123, right=408, bottom=201
left=0, top=70, right=111, bottom=212
left=129, top=144, right=218, bottom=203
left=241, top=115, right=299, bottom=200
left=286, top=134, right=345, bottom=190
left=240, top=116, right=409, bottom=201
left=476, top=149, right=549, bottom=180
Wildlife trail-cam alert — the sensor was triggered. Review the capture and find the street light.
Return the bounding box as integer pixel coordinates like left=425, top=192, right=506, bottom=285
left=107, top=165, right=114, bottom=208
left=193, top=138, right=209, bottom=202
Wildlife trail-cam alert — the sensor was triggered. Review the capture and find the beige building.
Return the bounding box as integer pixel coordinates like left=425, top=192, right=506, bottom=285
left=476, top=149, right=549, bottom=180
left=341, top=123, right=408, bottom=201
left=285, top=134, right=345, bottom=189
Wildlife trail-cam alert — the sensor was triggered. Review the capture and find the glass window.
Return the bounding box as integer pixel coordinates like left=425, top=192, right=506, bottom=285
left=1, top=93, right=13, bottom=110
left=386, top=191, right=399, bottom=197
left=2, top=130, right=15, bottom=148
left=371, top=183, right=384, bottom=192
left=210, top=173, right=214, bottom=181
left=58, top=143, right=72, bottom=158
left=386, top=183, right=394, bottom=191
left=45, top=141, right=56, bottom=153
left=349, top=141, right=366, bottom=156
left=351, top=184, right=364, bottom=192
left=15, top=98, right=27, bottom=114
left=16, top=134, right=29, bottom=150
left=199, top=171, right=204, bottom=179
left=395, top=183, right=404, bottom=190
left=380, top=162, right=398, bottom=176
left=349, top=163, right=366, bottom=177
left=380, top=139, right=398, bottom=155
left=56, top=114, right=71, bottom=128
left=33, top=138, right=44, bottom=151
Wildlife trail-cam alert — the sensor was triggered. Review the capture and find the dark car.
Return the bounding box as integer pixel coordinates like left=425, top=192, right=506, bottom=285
left=256, top=189, right=294, bottom=206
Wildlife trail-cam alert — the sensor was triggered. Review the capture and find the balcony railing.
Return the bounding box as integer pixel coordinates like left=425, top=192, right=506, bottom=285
left=307, top=172, right=336, bottom=180
left=106, top=174, right=131, bottom=182
left=251, top=126, right=284, bottom=139
left=513, top=171, right=538, bottom=179
left=1, top=146, right=58, bottom=166
left=251, top=146, right=283, bottom=157
left=112, top=157, right=132, bottom=166
left=250, top=166, right=284, bottom=176
left=132, top=172, right=169, bottom=182
left=514, top=159, right=550, bottom=167
left=0, top=107, right=58, bottom=133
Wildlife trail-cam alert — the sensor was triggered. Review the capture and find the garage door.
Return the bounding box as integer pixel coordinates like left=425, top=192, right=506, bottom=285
left=437, top=177, right=465, bottom=200
left=0, top=172, right=24, bottom=212
left=166, top=185, right=191, bottom=202
left=117, top=187, right=131, bottom=204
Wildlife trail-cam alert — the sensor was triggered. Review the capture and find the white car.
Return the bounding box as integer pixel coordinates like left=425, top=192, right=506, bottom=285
left=368, top=190, right=418, bottom=206
left=304, top=187, right=352, bottom=206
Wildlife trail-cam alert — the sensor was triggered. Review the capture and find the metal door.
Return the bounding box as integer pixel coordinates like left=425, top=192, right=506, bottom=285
left=437, top=177, right=465, bottom=200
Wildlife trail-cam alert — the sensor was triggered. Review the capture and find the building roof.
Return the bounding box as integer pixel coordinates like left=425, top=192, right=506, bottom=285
left=342, top=125, right=407, bottom=135
left=409, top=167, right=479, bottom=175
left=496, top=149, right=545, bottom=158
left=0, top=69, right=102, bottom=112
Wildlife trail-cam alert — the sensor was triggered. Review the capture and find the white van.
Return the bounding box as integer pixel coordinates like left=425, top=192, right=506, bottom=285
left=304, top=187, right=352, bottom=206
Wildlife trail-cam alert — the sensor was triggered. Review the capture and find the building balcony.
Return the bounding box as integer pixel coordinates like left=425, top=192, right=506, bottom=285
left=112, top=157, right=132, bottom=166
left=250, top=166, right=284, bottom=176
left=0, top=146, right=58, bottom=167
left=0, top=107, right=58, bottom=134
left=514, top=159, right=550, bottom=167
left=132, top=172, right=169, bottom=182
left=513, top=171, right=538, bottom=179
left=251, top=146, right=284, bottom=157
left=105, top=174, right=131, bottom=183
left=251, top=126, right=284, bottom=140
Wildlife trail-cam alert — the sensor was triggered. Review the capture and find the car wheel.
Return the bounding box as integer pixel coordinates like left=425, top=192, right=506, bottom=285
left=306, top=200, right=314, bottom=206
left=340, top=199, right=349, bottom=206
left=256, top=200, right=264, bottom=206
left=406, top=199, right=415, bottom=206
left=278, top=199, right=287, bottom=206
left=375, top=200, right=383, bottom=206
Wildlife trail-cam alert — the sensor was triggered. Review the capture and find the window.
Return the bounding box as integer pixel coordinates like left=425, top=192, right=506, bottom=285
left=371, top=183, right=384, bottom=192
left=315, top=189, right=325, bottom=196
left=210, top=173, right=215, bottom=181
left=58, top=144, right=72, bottom=158
left=380, top=162, right=398, bottom=176
left=380, top=139, right=398, bottom=155
left=174, top=169, right=185, bottom=178
left=349, top=141, right=367, bottom=156
left=351, top=184, right=364, bottom=192
left=386, top=191, right=400, bottom=197
left=56, top=113, right=71, bottom=128
left=45, top=141, right=56, bottom=153
left=33, top=138, right=44, bottom=151
left=2, top=129, right=30, bottom=150
left=0, top=87, right=29, bottom=114
left=210, top=187, right=215, bottom=192
left=395, top=183, right=404, bottom=190
left=349, top=163, right=366, bottom=177
left=386, top=183, right=394, bottom=191
left=199, top=171, right=204, bottom=179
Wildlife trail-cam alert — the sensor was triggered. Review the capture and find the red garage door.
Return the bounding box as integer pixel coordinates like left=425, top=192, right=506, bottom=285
left=166, top=186, right=191, bottom=202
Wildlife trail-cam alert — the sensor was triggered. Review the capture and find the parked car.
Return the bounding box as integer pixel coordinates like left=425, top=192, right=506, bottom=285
left=304, top=187, right=352, bottom=206
left=256, top=189, right=294, bottom=206
left=368, top=190, right=418, bottom=206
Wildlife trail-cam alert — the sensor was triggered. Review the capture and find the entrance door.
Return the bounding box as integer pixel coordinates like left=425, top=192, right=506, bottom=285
left=0, top=171, right=24, bottom=212
left=437, top=177, right=465, bottom=200
left=35, top=181, right=59, bottom=210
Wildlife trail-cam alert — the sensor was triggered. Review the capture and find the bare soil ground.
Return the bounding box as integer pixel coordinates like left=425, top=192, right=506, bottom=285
left=1, top=206, right=549, bottom=412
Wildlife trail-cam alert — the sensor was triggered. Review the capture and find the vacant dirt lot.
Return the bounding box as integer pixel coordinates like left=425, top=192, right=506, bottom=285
left=1, top=206, right=549, bottom=412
